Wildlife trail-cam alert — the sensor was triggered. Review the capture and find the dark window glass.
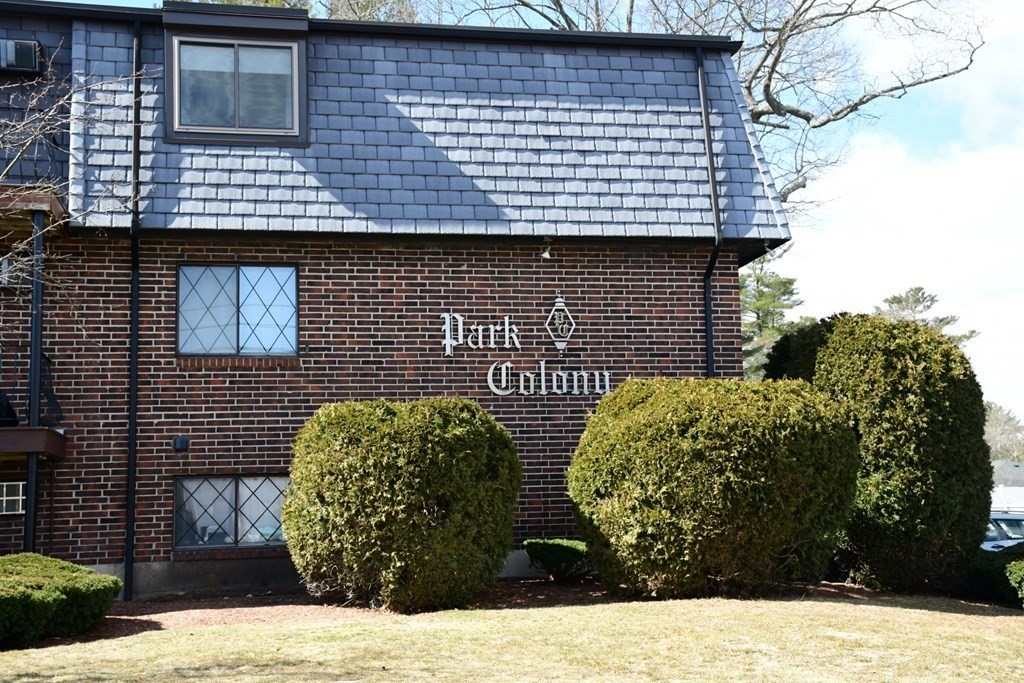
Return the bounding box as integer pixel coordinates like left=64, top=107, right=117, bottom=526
left=238, top=46, right=293, bottom=130
left=179, top=44, right=235, bottom=128
left=174, top=476, right=288, bottom=548
left=176, top=40, right=295, bottom=134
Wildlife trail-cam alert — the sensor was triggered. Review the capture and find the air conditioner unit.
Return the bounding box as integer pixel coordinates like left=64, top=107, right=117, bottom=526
left=0, top=257, right=30, bottom=289
left=0, top=40, right=42, bottom=73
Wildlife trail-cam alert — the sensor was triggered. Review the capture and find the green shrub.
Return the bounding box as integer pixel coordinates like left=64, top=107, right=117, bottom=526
left=283, top=397, right=521, bottom=613
left=763, top=314, right=846, bottom=382
left=960, top=545, right=1024, bottom=606
left=568, top=378, right=859, bottom=598
left=523, top=539, right=592, bottom=582
left=1006, top=559, right=1024, bottom=607
left=814, top=315, right=992, bottom=592
left=0, top=553, right=121, bottom=648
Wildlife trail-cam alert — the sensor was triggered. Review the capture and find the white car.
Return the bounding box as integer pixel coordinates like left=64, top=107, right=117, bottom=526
left=982, top=513, right=1024, bottom=552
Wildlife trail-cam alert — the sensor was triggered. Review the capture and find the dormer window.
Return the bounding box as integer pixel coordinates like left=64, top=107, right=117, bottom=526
left=172, top=36, right=299, bottom=138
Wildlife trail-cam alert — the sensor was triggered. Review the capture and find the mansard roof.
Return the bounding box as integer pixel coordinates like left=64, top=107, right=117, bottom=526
left=6, top=1, right=789, bottom=261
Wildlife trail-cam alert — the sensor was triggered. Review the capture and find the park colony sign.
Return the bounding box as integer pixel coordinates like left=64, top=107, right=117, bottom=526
left=440, top=296, right=612, bottom=397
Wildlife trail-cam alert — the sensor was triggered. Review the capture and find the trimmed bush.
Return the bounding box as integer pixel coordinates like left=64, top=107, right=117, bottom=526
left=0, top=553, right=121, bottom=648
left=523, top=539, right=592, bottom=582
left=763, top=314, right=845, bottom=382
left=814, top=315, right=992, bottom=592
left=568, top=378, right=859, bottom=598
left=960, top=545, right=1024, bottom=606
left=1006, top=559, right=1024, bottom=607
left=283, top=397, right=521, bottom=613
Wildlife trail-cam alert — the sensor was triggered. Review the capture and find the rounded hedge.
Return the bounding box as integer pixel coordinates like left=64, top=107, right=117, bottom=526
left=814, top=315, right=992, bottom=591
left=763, top=314, right=846, bottom=382
left=523, top=539, right=592, bottom=583
left=567, top=378, right=859, bottom=598
left=282, top=397, right=521, bottom=613
left=0, top=553, right=122, bottom=648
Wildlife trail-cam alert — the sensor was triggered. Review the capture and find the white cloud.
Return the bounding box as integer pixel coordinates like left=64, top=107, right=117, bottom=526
left=929, top=0, right=1024, bottom=146
left=775, top=130, right=1024, bottom=419
left=851, top=0, right=1024, bottom=147
left=773, top=0, right=1024, bottom=419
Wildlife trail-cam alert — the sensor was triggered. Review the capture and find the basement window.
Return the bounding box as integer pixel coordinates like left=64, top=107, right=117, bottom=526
left=174, top=475, right=288, bottom=548
left=0, top=481, right=25, bottom=515
left=177, top=264, right=298, bottom=356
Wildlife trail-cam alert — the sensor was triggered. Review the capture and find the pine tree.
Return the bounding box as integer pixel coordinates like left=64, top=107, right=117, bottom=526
left=874, top=286, right=978, bottom=346
left=740, top=259, right=802, bottom=380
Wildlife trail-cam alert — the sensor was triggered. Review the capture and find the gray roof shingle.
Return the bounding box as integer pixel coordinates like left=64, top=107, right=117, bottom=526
left=66, top=20, right=788, bottom=247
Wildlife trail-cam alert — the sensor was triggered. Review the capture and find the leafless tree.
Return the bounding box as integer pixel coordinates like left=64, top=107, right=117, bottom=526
left=1, top=59, right=137, bottom=340
left=986, top=402, right=1024, bottom=463
left=174, top=0, right=422, bottom=22
left=1, top=66, right=76, bottom=297
left=325, top=0, right=420, bottom=22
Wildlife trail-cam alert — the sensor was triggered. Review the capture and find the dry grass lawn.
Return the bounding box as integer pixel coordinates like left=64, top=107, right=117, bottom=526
left=2, top=585, right=1023, bottom=682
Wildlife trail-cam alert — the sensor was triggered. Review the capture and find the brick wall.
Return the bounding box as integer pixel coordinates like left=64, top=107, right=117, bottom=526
left=0, top=232, right=741, bottom=565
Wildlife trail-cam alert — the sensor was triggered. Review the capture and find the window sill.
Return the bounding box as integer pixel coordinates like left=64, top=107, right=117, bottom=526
left=163, top=131, right=309, bottom=148
left=177, top=356, right=303, bottom=369
left=173, top=545, right=289, bottom=562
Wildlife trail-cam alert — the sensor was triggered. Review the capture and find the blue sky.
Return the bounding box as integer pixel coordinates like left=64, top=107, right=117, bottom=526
left=45, top=0, right=1024, bottom=421
left=772, top=0, right=1024, bottom=421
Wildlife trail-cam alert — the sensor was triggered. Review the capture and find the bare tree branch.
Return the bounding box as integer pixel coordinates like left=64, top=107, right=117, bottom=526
left=1, top=56, right=139, bottom=342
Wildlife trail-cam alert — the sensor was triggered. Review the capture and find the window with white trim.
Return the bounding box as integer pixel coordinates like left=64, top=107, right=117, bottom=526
left=177, top=264, right=298, bottom=356
left=172, top=36, right=300, bottom=137
left=0, top=481, right=25, bottom=515
left=174, top=476, right=288, bottom=548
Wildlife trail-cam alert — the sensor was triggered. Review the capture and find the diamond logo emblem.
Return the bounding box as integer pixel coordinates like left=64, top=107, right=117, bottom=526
left=545, top=295, right=576, bottom=353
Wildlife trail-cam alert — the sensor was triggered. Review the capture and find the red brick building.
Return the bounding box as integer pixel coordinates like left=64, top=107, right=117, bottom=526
left=0, top=1, right=787, bottom=597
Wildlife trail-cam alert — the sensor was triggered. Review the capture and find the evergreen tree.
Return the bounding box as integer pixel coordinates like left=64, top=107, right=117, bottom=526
left=740, top=258, right=802, bottom=380
left=874, top=286, right=978, bottom=346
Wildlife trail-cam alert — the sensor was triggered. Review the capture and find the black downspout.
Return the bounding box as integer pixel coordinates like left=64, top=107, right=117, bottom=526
left=124, top=20, right=143, bottom=601
left=23, top=209, right=45, bottom=552
left=696, top=47, right=724, bottom=379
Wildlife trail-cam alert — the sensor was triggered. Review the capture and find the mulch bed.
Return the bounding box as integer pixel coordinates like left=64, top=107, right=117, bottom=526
left=38, top=579, right=875, bottom=648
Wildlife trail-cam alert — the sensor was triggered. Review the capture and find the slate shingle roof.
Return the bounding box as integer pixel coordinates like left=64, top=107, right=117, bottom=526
left=63, top=15, right=788, bottom=247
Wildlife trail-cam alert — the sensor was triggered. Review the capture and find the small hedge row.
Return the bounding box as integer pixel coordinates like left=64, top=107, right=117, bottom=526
left=0, top=553, right=121, bottom=648
left=1006, top=559, right=1024, bottom=607
left=568, top=378, right=859, bottom=598
left=763, top=314, right=845, bottom=383
left=283, top=397, right=521, bottom=613
left=523, top=539, right=592, bottom=583
left=960, top=545, right=1024, bottom=606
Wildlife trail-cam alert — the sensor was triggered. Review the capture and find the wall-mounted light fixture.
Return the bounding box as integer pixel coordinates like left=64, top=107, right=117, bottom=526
left=172, top=436, right=190, bottom=453
left=541, top=237, right=552, bottom=260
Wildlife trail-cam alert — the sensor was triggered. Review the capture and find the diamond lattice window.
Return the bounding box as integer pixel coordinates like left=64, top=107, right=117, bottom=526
left=178, top=265, right=297, bottom=356
left=174, top=475, right=288, bottom=548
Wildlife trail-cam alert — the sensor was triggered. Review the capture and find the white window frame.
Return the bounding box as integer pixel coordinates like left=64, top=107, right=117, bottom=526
left=0, top=481, right=25, bottom=515
left=171, top=35, right=300, bottom=137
